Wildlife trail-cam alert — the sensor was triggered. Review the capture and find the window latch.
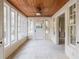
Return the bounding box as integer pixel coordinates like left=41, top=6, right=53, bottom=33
left=0, top=41, right=2, bottom=44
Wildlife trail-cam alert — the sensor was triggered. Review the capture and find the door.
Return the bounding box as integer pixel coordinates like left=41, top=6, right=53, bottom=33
left=58, top=14, right=65, bottom=44
left=34, top=21, right=45, bottom=40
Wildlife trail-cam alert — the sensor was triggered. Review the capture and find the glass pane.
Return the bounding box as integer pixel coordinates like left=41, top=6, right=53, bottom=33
left=69, top=4, right=76, bottom=45
left=4, top=6, right=7, bottom=32
left=30, top=21, right=33, bottom=34
left=11, top=9, right=15, bottom=42
left=4, top=6, right=8, bottom=45
left=69, top=4, right=76, bottom=24
left=11, top=11, right=15, bottom=26
left=70, top=26, right=76, bottom=45
left=45, top=21, right=49, bottom=34
left=18, top=14, right=21, bottom=40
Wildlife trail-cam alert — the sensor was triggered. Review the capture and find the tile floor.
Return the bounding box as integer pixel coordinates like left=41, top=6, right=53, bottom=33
left=7, top=40, right=69, bottom=59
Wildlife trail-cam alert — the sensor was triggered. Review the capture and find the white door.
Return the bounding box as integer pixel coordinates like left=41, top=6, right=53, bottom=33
left=34, top=22, right=45, bottom=40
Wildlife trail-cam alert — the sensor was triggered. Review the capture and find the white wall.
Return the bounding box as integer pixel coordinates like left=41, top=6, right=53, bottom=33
left=4, top=2, right=28, bottom=59
left=50, top=0, right=79, bottom=59
left=4, top=14, right=28, bottom=59
left=4, top=37, right=27, bottom=58
left=0, top=0, right=4, bottom=59
left=28, top=17, right=52, bottom=40
left=49, top=17, right=57, bottom=44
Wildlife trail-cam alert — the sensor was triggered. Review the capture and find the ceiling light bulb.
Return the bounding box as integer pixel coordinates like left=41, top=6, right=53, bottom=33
left=36, top=13, right=41, bottom=16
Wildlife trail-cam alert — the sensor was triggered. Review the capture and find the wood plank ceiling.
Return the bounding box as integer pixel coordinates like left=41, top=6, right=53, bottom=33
left=7, top=0, right=69, bottom=17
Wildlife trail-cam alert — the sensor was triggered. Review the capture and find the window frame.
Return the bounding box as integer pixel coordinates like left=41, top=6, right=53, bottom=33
left=17, top=13, right=21, bottom=40
left=68, top=3, right=77, bottom=45
left=4, top=4, right=9, bottom=46
left=10, top=8, right=16, bottom=43
left=45, top=20, right=49, bottom=34
left=4, top=2, right=28, bottom=47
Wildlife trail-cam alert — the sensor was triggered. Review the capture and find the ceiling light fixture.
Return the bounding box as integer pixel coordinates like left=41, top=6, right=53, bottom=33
left=36, top=12, right=41, bottom=16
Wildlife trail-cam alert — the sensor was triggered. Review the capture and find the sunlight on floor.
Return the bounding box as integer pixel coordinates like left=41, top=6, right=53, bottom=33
left=7, top=40, right=69, bottom=59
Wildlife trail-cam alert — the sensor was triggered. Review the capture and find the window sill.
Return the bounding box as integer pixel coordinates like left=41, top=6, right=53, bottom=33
left=4, top=44, right=10, bottom=48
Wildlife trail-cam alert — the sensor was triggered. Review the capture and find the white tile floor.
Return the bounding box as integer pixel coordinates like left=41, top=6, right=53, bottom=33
left=7, top=40, right=69, bottom=59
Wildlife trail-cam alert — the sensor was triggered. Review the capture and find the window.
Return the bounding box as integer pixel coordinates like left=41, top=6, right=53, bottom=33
left=4, top=2, right=28, bottom=47
left=28, top=20, right=31, bottom=35
left=68, top=4, right=76, bottom=45
left=45, top=20, right=49, bottom=34
left=17, top=14, right=21, bottom=40
left=53, top=18, right=56, bottom=35
left=30, top=21, right=34, bottom=34
left=20, top=15, right=24, bottom=39
left=10, top=8, right=15, bottom=42
left=4, top=6, right=8, bottom=45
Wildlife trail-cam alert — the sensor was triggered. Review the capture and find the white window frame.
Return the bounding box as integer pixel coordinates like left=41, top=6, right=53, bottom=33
left=4, top=3, right=11, bottom=47
left=17, top=13, right=21, bottom=40
left=4, top=2, right=28, bottom=47
left=4, top=5, right=8, bottom=46
left=68, top=3, right=77, bottom=46
left=10, top=8, right=16, bottom=43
